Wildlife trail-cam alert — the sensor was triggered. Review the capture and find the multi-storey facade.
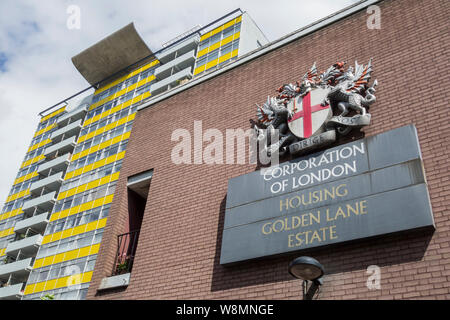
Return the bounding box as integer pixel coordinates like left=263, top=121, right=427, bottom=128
left=7, top=0, right=447, bottom=302
left=86, top=0, right=448, bottom=301
left=0, top=9, right=267, bottom=300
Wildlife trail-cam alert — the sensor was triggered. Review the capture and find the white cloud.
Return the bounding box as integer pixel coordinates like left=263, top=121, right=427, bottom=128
left=0, top=0, right=358, bottom=209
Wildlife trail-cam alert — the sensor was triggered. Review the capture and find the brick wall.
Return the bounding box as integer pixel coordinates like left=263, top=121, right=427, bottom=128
left=87, top=0, right=450, bottom=299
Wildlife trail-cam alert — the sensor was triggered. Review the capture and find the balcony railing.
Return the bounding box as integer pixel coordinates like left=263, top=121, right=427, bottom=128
left=22, top=191, right=56, bottom=214
left=44, top=136, right=76, bottom=158
left=57, top=103, right=88, bottom=127
left=150, top=67, right=193, bottom=95
left=0, top=257, right=33, bottom=281
left=0, top=283, right=25, bottom=300
left=112, top=230, right=140, bottom=276
left=14, top=212, right=49, bottom=234
left=51, top=119, right=83, bottom=142
left=5, top=234, right=43, bottom=258
left=37, top=153, right=71, bottom=176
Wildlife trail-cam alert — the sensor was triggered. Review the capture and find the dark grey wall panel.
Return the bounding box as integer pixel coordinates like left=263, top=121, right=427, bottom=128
left=221, top=184, right=434, bottom=264
left=220, top=125, right=434, bottom=265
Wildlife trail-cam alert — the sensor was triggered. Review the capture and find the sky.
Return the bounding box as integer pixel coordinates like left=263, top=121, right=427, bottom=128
left=0, top=0, right=359, bottom=209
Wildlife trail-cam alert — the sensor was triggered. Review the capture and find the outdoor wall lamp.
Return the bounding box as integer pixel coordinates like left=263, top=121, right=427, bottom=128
left=288, top=256, right=324, bottom=300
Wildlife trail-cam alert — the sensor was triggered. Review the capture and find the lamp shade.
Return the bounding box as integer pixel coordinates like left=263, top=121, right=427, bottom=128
left=288, top=256, right=324, bottom=280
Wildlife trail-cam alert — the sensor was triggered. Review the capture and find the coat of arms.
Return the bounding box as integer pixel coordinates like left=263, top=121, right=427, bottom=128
left=254, top=59, right=378, bottom=157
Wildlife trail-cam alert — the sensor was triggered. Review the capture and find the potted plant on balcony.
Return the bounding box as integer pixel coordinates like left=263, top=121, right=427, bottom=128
left=115, top=253, right=131, bottom=275
left=116, top=260, right=129, bottom=275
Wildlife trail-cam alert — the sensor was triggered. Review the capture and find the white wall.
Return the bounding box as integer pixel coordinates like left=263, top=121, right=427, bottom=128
left=238, top=12, right=270, bottom=57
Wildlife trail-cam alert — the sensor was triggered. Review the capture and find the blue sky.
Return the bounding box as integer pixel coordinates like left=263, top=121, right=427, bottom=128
left=0, top=0, right=359, bottom=209
left=0, top=52, right=7, bottom=72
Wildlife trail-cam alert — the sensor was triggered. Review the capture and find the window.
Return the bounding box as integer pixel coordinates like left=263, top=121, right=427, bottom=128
left=197, top=56, right=207, bottom=67
left=210, top=33, right=221, bottom=45
left=220, top=43, right=232, bottom=56
left=222, top=26, right=234, bottom=39
left=207, top=50, right=219, bottom=62
left=37, top=268, right=50, bottom=282
left=199, top=40, right=209, bottom=51
left=112, top=170, right=152, bottom=276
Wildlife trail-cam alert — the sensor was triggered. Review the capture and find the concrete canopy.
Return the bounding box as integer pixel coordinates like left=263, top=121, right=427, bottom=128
left=72, top=23, right=153, bottom=86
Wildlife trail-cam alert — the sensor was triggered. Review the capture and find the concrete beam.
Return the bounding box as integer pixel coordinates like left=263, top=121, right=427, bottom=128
left=72, top=23, right=153, bottom=86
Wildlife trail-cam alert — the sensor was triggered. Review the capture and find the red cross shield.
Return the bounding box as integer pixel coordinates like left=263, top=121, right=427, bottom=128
left=287, top=87, right=331, bottom=139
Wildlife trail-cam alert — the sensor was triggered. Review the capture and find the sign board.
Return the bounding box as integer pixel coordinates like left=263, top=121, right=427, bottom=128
left=220, top=125, right=435, bottom=264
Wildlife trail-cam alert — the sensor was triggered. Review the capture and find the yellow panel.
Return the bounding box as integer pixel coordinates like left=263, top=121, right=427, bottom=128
left=43, top=278, right=58, bottom=291
left=205, top=59, right=218, bottom=71
left=34, top=123, right=56, bottom=138
left=24, top=270, right=94, bottom=295
left=33, top=258, right=43, bottom=269
left=209, top=41, right=221, bottom=53
left=82, top=271, right=93, bottom=283
left=223, top=18, right=237, bottom=30
left=78, top=113, right=135, bottom=144
left=52, top=254, right=64, bottom=265
left=28, top=138, right=52, bottom=153
left=194, top=65, right=206, bottom=76
left=13, top=171, right=38, bottom=186
left=204, top=48, right=239, bottom=73
left=5, top=188, right=30, bottom=204
left=90, top=74, right=155, bottom=111
left=197, top=30, right=240, bottom=59
left=71, top=131, right=131, bottom=162
left=57, top=172, right=119, bottom=201
left=0, top=248, right=5, bottom=257
left=40, top=106, right=66, bottom=123
left=195, top=32, right=240, bottom=76
left=64, top=249, right=78, bottom=261
left=83, top=90, right=148, bottom=128
left=218, top=52, right=232, bottom=64
left=54, top=277, right=67, bottom=289
left=59, top=229, right=72, bottom=240
left=35, top=244, right=101, bottom=269
left=50, top=194, right=114, bottom=221
left=197, top=47, right=209, bottom=58
left=94, top=60, right=159, bottom=96
left=21, top=154, right=45, bottom=169
left=0, top=227, right=14, bottom=239
left=199, top=15, right=242, bottom=42
left=43, top=218, right=108, bottom=245
left=0, top=208, right=23, bottom=222
left=24, top=284, right=34, bottom=295
left=65, top=151, right=126, bottom=180
left=32, top=282, right=45, bottom=294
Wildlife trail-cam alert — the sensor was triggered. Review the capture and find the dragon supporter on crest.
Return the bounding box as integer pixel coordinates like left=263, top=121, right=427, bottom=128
left=254, top=59, right=378, bottom=158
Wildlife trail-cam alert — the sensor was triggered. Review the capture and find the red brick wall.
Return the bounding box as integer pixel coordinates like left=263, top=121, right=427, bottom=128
left=87, top=0, right=450, bottom=299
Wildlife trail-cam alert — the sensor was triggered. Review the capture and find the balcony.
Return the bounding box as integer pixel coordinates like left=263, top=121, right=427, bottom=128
left=112, top=230, right=140, bottom=276
left=158, top=34, right=200, bottom=64
left=155, top=50, right=196, bottom=81
left=51, top=119, right=83, bottom=142
left=57, top=103, right=89, bottom=127
left=14, top=212, right=49, bottom=234
left=22, top=191, right=56, bottom=214
left=5, top=235, right=43, bottom=259
left=29, top=171, right=64, bottom=196
left=44, top=136, right=76, bottom=158
left=0, top=283, right=25, bottom=300
left=37, top=153, right=71, bottom=176
left=0, top=258, right=33, bottom=282
left=150, top=67, right=193, bottom=96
